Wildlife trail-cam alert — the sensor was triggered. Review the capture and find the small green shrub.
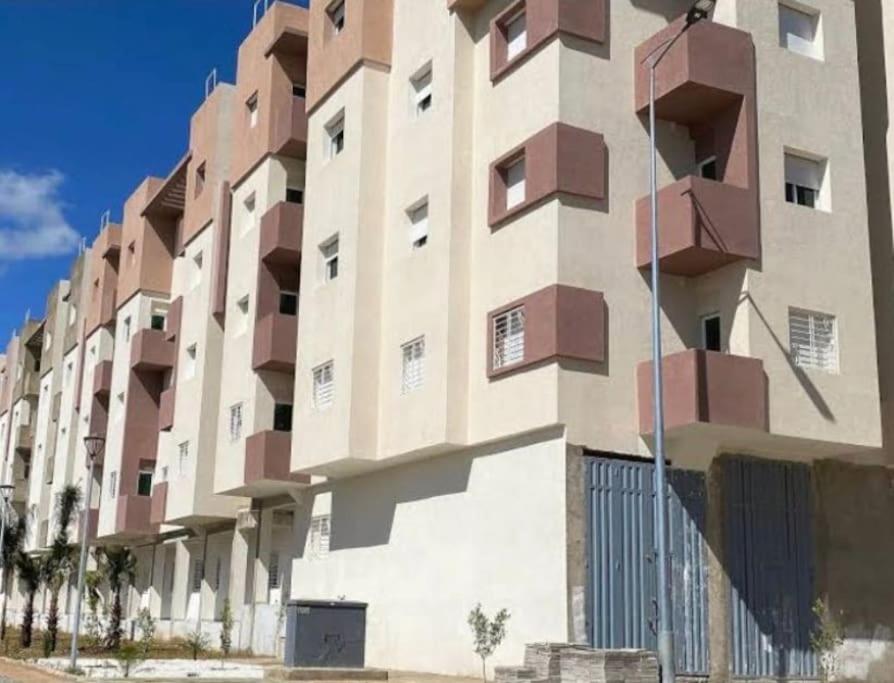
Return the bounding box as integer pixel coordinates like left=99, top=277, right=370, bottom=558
left=115, top=641, right=143, bottom=678
left=811, top=598, right=844, bottom=682
left=184, top=629, right=211, bottom=661
left=468, top=604, right=510, bottom=682
left=220, top=599, right=234, bottom=659
left=136, top=607, right=156, bottom=657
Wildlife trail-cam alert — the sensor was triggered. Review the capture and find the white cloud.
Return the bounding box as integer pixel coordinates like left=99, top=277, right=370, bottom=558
left=0, top=169, right=80, bottom=261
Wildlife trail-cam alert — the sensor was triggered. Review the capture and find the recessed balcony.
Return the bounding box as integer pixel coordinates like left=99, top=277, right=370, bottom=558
left=252, top=312, right=297, bottom=372
left=635, top=176, right=759, bottom=276
left=158, top=387, right=175, bottom=432
left=637, top=349, right=768, bottom=435
left=150, top=482, right=168, bottom=526
left=241, top=430, right=310, bottom=497
left=130, top=328, right=175, bottom=372
left=95, top=224, right=122, bottom=260
left=259, top=202, right=303, bottom=265
left=93, top=360, right=114, bottom=398
left=634, top=19, right=754, bottom=125
left=115, top=494, right=156, bottom=538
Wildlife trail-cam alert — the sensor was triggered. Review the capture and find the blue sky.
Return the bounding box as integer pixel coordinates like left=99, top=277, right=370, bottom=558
left=0, top=0, right=307, bottom=345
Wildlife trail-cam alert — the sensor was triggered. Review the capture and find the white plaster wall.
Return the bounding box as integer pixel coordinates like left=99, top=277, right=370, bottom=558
left=25, top=369, right=54, bottom=550
left=290, top=430, right=569, bottom=677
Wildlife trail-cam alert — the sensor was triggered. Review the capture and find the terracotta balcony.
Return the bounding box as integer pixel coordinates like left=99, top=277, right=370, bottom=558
left=165, top=297, right=182, bottom=343
left=635, top=176, right=759, bottom=276
left=21, top=372, right=39, bottom=398
left=14, top=425, right=32, bottom=453
left=635, top=19, right=754, bottom=125
left=95, top=223, right=122, bottom=260
left=638, top=349, right=767, bottom=434
left=271, top=94, right=308, bottom=159
left=130, top=328, right=175, bottom=372
left=78, top=508, right=99, bottom=544
left=93, top=360, right=114, bottom=398
left=259, top=202, right=303, bottom=265
left=150, top=482, right=168, bottom=526
left=252, top=312, right=297, bottom=372
left=158, top=387, right=175, bottom=432
left=244, top=430, right=310, bottom=494
left=115, top=494, right=156, bottom=538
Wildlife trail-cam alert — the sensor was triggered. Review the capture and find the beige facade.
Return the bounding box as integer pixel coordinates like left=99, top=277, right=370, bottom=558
left=3, top=0, right=894, bottom=678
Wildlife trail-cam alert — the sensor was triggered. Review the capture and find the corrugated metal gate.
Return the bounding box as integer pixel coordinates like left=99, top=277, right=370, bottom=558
left=725, top=457, right=817, bottom=679
left=586, top=456, right=709, bottom=676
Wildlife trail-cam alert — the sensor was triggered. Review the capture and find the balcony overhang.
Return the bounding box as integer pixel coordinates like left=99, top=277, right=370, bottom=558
left=271, top=95, right=308, bottom=159
left=114, top=494, right=157, bottom=539
left=634, top=19, right=754, bottom=125
left=93, top=360, right=114, bottom=398
left=259, top=202, right=303, bottom=265
left=252, top=313, right=297, bottom=372
left=224, top=430, right=310, bottom=498
left=638, top=349, right=768, bottom=435
left=636, top=176, right=759, bottom=276
left=150, top=482, right=168, bottom=526
left=95, top=223, right=123, bottom=260
left=158, top=387, right=175, bottom=432
left=130, top=329, right=175, bottom=372
left=143, top=152, right=190, bottom=219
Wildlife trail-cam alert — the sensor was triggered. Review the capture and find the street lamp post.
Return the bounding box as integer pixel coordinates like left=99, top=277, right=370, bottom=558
left=644, top=3, right=715, bottom=683
left=69, top=435, right=105, bottom=672
left=0, top=484, right=16, bottom=642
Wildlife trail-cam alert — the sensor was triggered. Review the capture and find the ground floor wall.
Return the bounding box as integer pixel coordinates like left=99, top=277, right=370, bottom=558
left=289, top=426, right=571, bottom=678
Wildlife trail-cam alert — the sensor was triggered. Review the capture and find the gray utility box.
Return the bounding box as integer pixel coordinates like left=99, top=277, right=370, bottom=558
left=284, top=600, right=368, bottom=668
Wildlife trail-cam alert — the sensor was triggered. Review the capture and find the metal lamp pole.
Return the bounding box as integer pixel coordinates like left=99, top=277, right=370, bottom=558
left=69, top=435, right=105, bottom=672
left=645, top=3, right=715, bottom=682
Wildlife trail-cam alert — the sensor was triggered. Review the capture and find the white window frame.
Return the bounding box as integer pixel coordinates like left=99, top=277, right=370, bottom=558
left=108, top=471, right=117, bottom=499
left=179, top=441, right=190, bottom=475
left=313, top=361, right=335, bottom=411
left=778, top=1, right=823, bottom=61
left=247, top=93, right=259, bottom=128
left=784, top=149, right=829, bottom=211
left=242, top=193, right=257, bottom=236
left=236, top=295, right=250, bottom=336
left=789, top=308, right=838, bottom=373
left=191, top=252, right=204, bottom=290
left=408, top=199, right=429, bottom=249
left=325, top=112, right=345, bottom=160
left=183, top=344, right=198, bottom=381
left=320, top=236, right=339, bottom=283
left=411, top=64, right=433, bottom=117
left=505, top=157, right=526, bottom=210
left=229, top=402, right=243, bottom=442
left=328, top=0, right=346, bottom=35
left=401, top=337, right=426, bottom=394
left=123, top=316, right=132, bottom=343
left=268, top=552, right=280, bottom=590
left=493, top=306, right=526, bottom=370
left=308, top=515, right=331, bottom=559
left=505, top=9, right=527, bottom=61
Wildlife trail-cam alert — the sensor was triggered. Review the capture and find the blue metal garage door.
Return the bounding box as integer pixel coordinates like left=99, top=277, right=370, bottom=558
left=724, top=457, right=817, bottom=679
left=586, top=456, right=709, bottom=676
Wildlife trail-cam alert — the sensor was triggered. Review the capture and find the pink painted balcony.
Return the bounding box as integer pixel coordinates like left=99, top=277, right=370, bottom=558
left=244, top=431, right=310, bottom=493
left=259, top=202, right=303, bottom=265
left=130, top=328, right=175, bottom=372
left=271, top=94, right=308, bottom=159
left=115, top=494, right=156, bottom=538
left=158, top=387, right=175, bottom=432
left=150, top=482, right=168, bottom=526
left=252, top=312, right=297, bottom=372
left=95, top=224, right=122, bottom=260
left=638, top=349, right=768, bottom=435
left=635, top=176, right=759, bottom=276
left=165, top=296, right=182, bottom=343
left=635, top=19, right=754, bottom=125
left=93, top=360, right=113, bottom=398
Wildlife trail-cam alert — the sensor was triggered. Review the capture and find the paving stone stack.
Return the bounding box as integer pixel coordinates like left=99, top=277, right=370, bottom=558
left=496, top=643, right=659, bottom=683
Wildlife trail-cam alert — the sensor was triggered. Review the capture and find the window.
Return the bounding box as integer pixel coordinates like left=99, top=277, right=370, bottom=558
left=308, top=515, right=331, bottom=559
left=785, top=151, right=827, bottom=210
left=243, top=193, right=257, bottom=235
left=195, top=163, right=206, bottom=197
left=280, top=291, right=298, bottom=316
left=213, top=557, right=222, bottom=591
left=411, top=66, right=433, bottom=117
left=236, top=296, right=250, bottom=336
left=68, top=304, right=77, bottom=327
left=229, top=403, right=243, bottom=442
left=320, top=236, right=339, bottom=282
left=178, top=441, right=190, bottom=474
left=150, top=314, right=166, bottom=331
left=45, top=331, right=52, bottom=350
left=184, top=344, right=198, bottom=380
left=127, top=241, right=136, bottom=268
left=292, top=83, right=306, bottom=99
left=789, top=308, right=838, bottom=373
left=123, top=317, right=132, bottom=343
left=401, top=337, right=425, bottom=394
left=273, top=403, right=293, bottom=432
left=493, top=306, right=525, bottom=370
left=505, top=157, right=526, bottom=210
left=246, top=93, right=259, bottom=128
left=192, top=559, right=204, bottom=592
left=779, top=2, right=822, bottom=60
left=505, top=9, right=527, bottom=61
left=701, top=314, right=722, bottom=352
left=328, top=0, right=345, bottom=35
left=697, top=156, right=718, bottom=181
left=286, top=187, right=304, bottom=205
left=116, top=392, right=125, bottom=421
left=108, top=471, right=117, bottom=499
left=137, top=466, right=153, bottom=497
left=408, top=201, right=429, bottom=249
left=326, top=113, right=345, bottom=159
left=191, top=252, right=204, bottom=289
left=65, top=362, right=73, bottom=387
left=313, top=362, right=334, bottom=410
left=268, top=552, right=280, bottom=589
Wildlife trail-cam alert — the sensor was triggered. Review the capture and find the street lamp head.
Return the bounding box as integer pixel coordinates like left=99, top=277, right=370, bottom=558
left=686, top=0, right=716, bottom=25
left=83, top=435, right=106, bottom=461
left=0, top=485, right=14, bottom=502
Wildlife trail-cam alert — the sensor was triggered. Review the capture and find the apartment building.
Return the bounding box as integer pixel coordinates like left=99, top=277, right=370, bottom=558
left=2, top=0, right=894, bottom=680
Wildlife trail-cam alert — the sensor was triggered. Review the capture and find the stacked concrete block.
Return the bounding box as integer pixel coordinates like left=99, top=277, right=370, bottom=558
left=496, top=644, right=659, bottom=683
